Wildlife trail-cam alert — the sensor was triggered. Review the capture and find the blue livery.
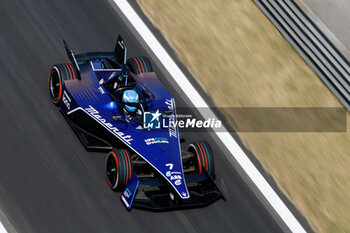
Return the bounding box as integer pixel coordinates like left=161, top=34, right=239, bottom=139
left=48, top=36, right=224, bottom=210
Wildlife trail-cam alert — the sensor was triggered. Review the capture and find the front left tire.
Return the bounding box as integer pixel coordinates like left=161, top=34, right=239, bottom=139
left=106, top=148, right=133, bottom=191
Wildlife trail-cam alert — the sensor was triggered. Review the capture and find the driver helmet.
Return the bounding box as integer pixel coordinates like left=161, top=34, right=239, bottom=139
left=122, top=90, right=139, bottom=113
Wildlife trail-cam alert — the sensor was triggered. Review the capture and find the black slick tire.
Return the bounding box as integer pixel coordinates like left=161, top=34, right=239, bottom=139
left=48, top=63, right=76, bottom=105
left=188, top=141, right=215, bottom=178
left=127, top=56, right=153, bottom=75
left=106, top=148, right=133, bottom=191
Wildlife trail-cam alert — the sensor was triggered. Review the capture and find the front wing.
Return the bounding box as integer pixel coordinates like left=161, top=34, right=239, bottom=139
left=122, top=169, right=226, bottom=211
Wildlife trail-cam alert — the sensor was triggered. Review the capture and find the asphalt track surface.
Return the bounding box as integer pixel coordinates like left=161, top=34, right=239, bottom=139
left=0, top=0, right=309, bottom=232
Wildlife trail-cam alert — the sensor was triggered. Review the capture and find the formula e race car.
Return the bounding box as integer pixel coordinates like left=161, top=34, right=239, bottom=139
left=48, top=35, right=225, bottom=210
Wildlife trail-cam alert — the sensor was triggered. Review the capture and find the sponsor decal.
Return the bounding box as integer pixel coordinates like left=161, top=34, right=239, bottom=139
left=123, top=188, right=131, bottom=198
left=165, top=163, right=182, bottom=186
left=165, top=99, right=177, bottom=138
left=173, top=177, right=182, bottom=186
left=62, top=90, right=71, bottom=110
left=98, top=86, right=105, bottom=94
left=144, top=137, right=169, bottom=145
left=85, top=105, right=133, bottom=145
left=166, top=170, right=181, bottom=177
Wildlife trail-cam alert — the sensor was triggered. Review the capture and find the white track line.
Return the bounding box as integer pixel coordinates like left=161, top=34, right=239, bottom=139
left=114, top=1, right=307, bottom=232
left=0, top=222, right=7, bottom=233
left=0, top=208, right=8, bottom=233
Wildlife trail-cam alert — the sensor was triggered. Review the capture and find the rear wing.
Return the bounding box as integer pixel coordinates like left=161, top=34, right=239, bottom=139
left=63, top=35, right=127, bottom=73
left=74, top=52, right=115, bottom=62
left=63, top=35, right=127, bottom=62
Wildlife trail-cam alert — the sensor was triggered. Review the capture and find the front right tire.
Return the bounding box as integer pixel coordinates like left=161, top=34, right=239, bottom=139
left=188, top=141, right=215, bottom=178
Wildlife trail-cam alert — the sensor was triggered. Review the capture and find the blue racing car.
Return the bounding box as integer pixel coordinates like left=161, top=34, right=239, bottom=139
left=48, top=36, right=225, bottom=210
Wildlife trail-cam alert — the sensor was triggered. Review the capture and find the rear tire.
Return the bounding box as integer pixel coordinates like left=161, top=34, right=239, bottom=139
left=106, top=149, right=133, bottom=191
left=48, top=63, right=76, bottom=105
left=188, top=141, right=215, bottom=178
left=127, top=56, right=153, bottom=75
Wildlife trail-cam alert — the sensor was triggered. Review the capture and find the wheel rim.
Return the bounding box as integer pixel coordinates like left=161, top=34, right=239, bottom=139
left=106, top=153, right=118, bottom=188
left=188, top=144, right=202, bottom=174
left=49, top=67, right=61, bottom=102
